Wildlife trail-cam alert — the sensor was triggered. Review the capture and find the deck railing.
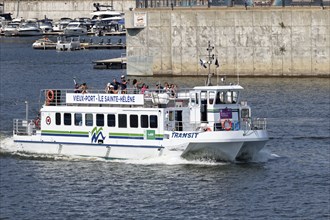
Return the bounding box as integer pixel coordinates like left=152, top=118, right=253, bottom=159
left=13, top=119, right=37, bottom=136
left=41, top=88, right=191, bottom=107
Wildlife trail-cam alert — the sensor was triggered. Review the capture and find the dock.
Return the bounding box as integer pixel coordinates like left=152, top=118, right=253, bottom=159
left=32, top=43, right=126, bottom=50
left=93, top=56, right=127, bottom=69
left=81, top=43, right=126, bottom=50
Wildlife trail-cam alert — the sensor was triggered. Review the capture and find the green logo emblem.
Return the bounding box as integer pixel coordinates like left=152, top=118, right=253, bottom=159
left=146, top=130, right=155, bottom=140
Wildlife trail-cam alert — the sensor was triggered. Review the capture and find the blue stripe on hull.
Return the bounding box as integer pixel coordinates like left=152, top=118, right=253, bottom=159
left=13, top=140, right=164, bottom=149
left=42, top=133, right=89, bottom=137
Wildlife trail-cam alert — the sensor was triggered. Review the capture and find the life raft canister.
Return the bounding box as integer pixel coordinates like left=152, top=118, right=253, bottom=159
left=222, top=119, right=232, bottom=131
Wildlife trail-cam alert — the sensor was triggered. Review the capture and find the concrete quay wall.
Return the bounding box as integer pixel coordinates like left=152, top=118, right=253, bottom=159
left=3, top=0, right=136, bottom=19
left=126, top=8, right=330, bottom=77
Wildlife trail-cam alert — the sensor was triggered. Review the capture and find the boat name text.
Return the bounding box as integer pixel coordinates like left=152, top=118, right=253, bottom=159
left=66, top=93, right=144, bottom=105
left=171, top=132, right=199, bottom=138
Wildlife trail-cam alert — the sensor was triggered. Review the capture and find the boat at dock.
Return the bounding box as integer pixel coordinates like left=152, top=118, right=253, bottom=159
left=32, top=37, right=57, bottom=49
left=63, top=21, right=88, bottom=36
left=56, top=36, right=81, bottom=51
left=17, top=22, right=43, bottom=36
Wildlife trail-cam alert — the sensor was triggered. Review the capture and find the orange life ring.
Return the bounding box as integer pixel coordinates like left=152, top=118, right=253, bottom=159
left=222, top=119, right=232, bottom=131
left=46, top=90, right=54, bottom=102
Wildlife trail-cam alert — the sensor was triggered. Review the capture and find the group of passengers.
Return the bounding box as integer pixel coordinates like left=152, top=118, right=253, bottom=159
left=77, top=75, right=177, bottom=97
left=156, top=82, right=177, bottom=98
left=105, top=75, right=128, bottom=94
left=75, top=82, right=88, bottom=94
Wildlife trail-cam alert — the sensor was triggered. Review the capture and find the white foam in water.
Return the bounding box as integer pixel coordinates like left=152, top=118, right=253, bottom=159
left=252, top=148, right=280, bottom=162
left=111, top=149, right=228, bottom=166
left=0, top=136, right=16, bottom=153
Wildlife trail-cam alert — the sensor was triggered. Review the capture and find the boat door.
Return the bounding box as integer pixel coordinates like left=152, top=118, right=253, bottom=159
left=189, top=91, right=201, bottom=124
left=200, top=91, right=207, bottom=123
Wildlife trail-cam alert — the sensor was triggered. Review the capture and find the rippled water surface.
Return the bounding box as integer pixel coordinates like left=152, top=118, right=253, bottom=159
left=0, top=36, right=329, bottom=219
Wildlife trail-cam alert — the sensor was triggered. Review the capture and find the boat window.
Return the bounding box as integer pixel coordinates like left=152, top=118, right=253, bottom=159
left=241, top=109, right=250, bottom=118
left=74, top=113, right=82, bottom=126
left=169, top=111, right=174, bottom=121
left=233, top=91, right=238, bottom=104
left=56, top=113, right=61, bottom=125
left=215, top=92, right=221, bottom=104
left=64, top=113, right=71, bottom=125
left=195, top=93, right=199, bottom=105
left=85, top=113, right=93, bottom=126
left=107, top=114, right=116, bottom=127
left=96, top=114, right=104, bottom=126
left=226, top=91, right=238, bottom=104
left=141, top=115, right=149, bottom=128
left=209, top=91, right=215, bottom=105
left=130, top=115, right=138, bottom=128
left=118, top=114, right=127, bottom=128
left=150, top=115, right=158, bottom=128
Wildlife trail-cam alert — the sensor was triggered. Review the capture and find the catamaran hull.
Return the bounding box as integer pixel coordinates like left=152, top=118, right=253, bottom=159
left=12, top=136, right=164, bottom=160
left=167, top=130, right=269, bottom=162
left=181, top=140, right=267, bottom=162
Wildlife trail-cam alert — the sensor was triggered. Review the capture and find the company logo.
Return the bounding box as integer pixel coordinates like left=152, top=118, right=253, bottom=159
left=91, top=127, right=106, bottom=143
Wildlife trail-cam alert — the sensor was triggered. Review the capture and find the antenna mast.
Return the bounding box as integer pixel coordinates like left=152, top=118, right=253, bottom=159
left=205, top=41, right=215, bottom=86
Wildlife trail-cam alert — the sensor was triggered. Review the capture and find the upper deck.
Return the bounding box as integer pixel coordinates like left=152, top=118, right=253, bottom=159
left=42, top=85, right=244, bottom=109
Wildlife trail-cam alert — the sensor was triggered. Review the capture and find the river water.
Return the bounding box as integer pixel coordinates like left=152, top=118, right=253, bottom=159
left=0, top=36, right=329, bottom=219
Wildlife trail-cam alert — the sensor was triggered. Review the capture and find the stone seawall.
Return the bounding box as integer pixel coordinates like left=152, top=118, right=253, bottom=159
left=126, top=8, right=330, bottom=77
left=3, top=0, right=136, bottom=19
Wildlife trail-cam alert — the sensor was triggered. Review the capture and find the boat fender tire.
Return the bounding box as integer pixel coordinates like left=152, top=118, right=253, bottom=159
left=222, top=119, right=232, bottom=131
left=47, top=90, right=55, bottom=102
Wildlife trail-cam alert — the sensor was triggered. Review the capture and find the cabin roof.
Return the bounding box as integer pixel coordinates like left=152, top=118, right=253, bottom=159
left=193, top=85, right=244, bottom=91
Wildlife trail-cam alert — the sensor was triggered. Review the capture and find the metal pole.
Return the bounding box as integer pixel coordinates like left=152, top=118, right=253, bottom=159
left=25, top=101, right=28, bottom=121
left=25, top=101, right=28, bottom=134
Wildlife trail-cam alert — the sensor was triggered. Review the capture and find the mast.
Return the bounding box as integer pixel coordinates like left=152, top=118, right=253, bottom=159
left=205, top=41, right=215, bottom=86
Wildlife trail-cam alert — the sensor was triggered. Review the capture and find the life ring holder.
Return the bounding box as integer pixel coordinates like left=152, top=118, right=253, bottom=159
left=222, top=119, right=232, bottom=131
left=46, top=90, right=55, bottom=103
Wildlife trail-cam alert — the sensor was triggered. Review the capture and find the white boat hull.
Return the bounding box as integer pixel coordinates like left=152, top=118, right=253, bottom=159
left=13, top=135, right=163, bottom=160
left=12, top=130, right=267, bottom=162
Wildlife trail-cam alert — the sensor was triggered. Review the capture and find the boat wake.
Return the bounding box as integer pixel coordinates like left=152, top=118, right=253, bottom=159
left=0, top=136, right=279, bottom=165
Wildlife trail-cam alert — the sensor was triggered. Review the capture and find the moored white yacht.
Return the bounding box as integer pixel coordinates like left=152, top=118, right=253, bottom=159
left=17, top=22, right=43, bottom=36
left=63, top=21, right=88, bottom=36
left=3, top=22, right=20, bottom=36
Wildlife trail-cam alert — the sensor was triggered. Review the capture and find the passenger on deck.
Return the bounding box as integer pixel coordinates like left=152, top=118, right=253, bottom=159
left=132, top=79, right=141, bottom=94
left=164, top=82, right=170, bottom=93
left=79, top=83, right=88, bottom=94
left=109, top=85, right=116, bottom=94
left=170, top=84, right=177, bottom=98
left=141, top=83, right=148, bottom=94
left=105, top=83, right=111, bottom=93
left=74, top=83, right=81, bottom=93
left=120, top=75, right=127, bottom=94
left=155, top=83, right=163, bottom=93
left=111, top=78, right=120, bottom=91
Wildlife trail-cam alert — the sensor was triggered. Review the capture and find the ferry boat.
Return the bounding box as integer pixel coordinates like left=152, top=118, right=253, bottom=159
left=11, top=81, right=268, bottom=162
left=11, top=44, right=268, bottom=162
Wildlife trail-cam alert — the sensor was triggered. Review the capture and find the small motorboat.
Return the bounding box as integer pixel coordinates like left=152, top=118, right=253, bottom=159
left=32, top=38, right=56, bottom=49
left=56, top=36, right=81, bottom=51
